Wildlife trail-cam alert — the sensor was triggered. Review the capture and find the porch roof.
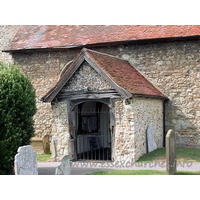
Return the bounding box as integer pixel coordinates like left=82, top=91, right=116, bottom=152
left=41, top=48, right=168, bottom=102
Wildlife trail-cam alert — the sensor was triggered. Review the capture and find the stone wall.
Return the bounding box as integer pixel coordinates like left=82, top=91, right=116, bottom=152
left=51, top=101, right=70, bottom=161
left=50, top=61, right=114, bottom=161
left=12, top=50, right=80, bottom=138
left=108, top=40, right=200, bottom=148
left=115, top=97, right=163, bottom=161
left=51, top=60, right=164, bottom=162
left=8, top=37, right=200, bottom=148
left=63, top=61, right=113, bottom=91
left=0, top=25, right=19, bottom=64
left=51, top=96, right=163, bottom=162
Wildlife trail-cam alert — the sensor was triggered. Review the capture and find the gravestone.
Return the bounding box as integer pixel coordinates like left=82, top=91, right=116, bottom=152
left=43, top=134, right=50, bottom=154
left=30, top=137, right=44, bottom=154
left=55, top=155, right=71, bottom=175
left=146, top=124, right=157, bottom=153
left=14, top=145, right=38, bottom=175
left=51, top=137, right=57, bottom=162
left=166, top=129, right=176, bottom=175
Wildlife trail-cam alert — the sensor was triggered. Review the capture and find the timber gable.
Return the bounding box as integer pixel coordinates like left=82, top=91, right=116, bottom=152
left=57, top=60, right=120, bottom=101
left=41, top=48, right=132, bottom=102
left=41, top=48, right=167, bottom=102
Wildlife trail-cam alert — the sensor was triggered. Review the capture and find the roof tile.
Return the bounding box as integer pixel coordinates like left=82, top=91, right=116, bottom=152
left=5, top=25, right=200, bottom=51
left=41, top=48, right=167, bottom=101
left=86, top=49, right=166, bottom=98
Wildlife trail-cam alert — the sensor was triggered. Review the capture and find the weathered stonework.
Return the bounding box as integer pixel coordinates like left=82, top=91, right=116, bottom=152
left=113, top=40, right=200, bottom=148
left=14, top=145, right=38, bottom=175
left=50, top=61, right=114, bottom=161
left=63, top=61, right=113, bottom=91
left=115, top=97, right=163, bottom=161
left=1, top=26, right=200, bottom=150
left=51, top=97, right=163, bottom=162
left=49, top=60, right=164, bottom=162
left=51, top=100, right=70, bottom=161
left=0, top=25, right=19, bottom=64
left=12, top=50, right=79, bottom=138
left=55, top=155, right=71, bottom=175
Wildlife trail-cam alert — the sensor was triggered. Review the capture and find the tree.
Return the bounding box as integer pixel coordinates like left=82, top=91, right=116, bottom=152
left=0, top=62, right=37, bottom=174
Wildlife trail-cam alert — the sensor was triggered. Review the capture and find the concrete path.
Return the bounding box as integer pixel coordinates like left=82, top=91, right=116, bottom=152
left=38, top=162, right=111, bottom=175
left=37, top=160, right=200, bottom=175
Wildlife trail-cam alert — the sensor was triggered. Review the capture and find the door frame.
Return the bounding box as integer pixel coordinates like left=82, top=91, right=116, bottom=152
left=67, top=98, right=116, bottom=161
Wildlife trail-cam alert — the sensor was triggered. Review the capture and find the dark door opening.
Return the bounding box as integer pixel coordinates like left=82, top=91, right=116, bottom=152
left=74, top=101, right=111, bottom=160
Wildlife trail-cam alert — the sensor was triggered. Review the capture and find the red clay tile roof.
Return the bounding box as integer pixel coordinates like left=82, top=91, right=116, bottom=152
left=41, top=48, right=167, bottom=102
left=85, top=49, right=167, bottom=98
left=4, top=25, right=200, bottom=51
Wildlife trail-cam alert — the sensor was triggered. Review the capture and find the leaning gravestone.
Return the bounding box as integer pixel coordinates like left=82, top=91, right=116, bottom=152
left=55, top=155, right=71, bottom=175
left=14, top=145, right=38, bottom=175
left=166, top=129, right=176, bottom=175
left=147, top=124, right=157, bottom=153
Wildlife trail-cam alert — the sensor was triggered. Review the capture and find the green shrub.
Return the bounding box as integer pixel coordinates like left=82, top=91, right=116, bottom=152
left=0, top=62, right=37, bottom=174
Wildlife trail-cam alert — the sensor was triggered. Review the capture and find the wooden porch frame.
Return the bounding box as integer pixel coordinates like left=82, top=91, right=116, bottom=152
left=67, top=98, right=116, bottom=161
left=42, top=49, right=132, bottom=102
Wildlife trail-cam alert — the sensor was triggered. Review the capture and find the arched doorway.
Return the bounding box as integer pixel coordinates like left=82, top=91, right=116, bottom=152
left=73, top=101, right=111, bottom=160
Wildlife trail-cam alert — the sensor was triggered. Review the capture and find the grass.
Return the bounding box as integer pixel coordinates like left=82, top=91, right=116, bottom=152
left=36, top=148, right=200, bottom=175
left=37, top=154, right=51, bottom=162
left=36, top=147, right=200, bottom=163
left=176, top=148, right=200, bottom=162
left=86, top=147, right=200, bottom=175
left=88, top=170, right=166, bottom=175
left=136, top=147, right=200, bottom=163
left=87, top=147, right=200, bottom=175
left=88, top=170, right=200, bottom=175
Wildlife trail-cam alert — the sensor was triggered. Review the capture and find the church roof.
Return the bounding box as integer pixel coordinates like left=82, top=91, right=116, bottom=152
left=4, top=25, right=200, bottom=52
left=41, top=48, right=167, bottom=102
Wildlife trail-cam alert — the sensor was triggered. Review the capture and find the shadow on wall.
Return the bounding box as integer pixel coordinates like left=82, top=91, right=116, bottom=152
left=165, top=100, right=200, bottom=148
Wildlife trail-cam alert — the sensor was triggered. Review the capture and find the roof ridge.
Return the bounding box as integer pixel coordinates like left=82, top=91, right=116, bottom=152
left=82, top=48, right=126, bottom=61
